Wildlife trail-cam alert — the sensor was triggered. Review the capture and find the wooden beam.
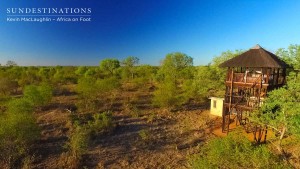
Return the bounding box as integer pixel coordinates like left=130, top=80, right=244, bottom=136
left=276, top=68, right=279, bottom=85
left=266, top=68, right=270, bottom=84
left=228, top=68, right=234, bottom=133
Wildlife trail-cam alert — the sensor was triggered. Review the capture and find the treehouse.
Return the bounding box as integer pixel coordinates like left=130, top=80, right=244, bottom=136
left=219, top=45, right=288, bottom=142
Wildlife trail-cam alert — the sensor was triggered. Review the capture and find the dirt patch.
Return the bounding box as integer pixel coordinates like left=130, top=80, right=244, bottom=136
left=31, top=86, right=216, bottom=169
left=80, top=110, right=213, bottom=169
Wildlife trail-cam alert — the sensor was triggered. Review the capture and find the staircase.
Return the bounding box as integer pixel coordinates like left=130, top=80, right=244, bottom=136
left=222, top=74, right=262, bottom=133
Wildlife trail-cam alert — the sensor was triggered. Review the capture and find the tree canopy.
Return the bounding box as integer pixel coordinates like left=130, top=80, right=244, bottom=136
left=99, top=58, right=120, bottom=76
left=6, top=60, right=18, bottom=67
left=276, top=44, right=300, bottom=70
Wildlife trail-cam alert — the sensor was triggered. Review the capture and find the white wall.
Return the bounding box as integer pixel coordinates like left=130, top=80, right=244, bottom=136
left=210, top=97, right=224, bottom=117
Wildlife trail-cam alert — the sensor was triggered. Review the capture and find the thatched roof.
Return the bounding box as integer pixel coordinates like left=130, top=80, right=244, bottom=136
left=219, top=45, right=288, bottom=68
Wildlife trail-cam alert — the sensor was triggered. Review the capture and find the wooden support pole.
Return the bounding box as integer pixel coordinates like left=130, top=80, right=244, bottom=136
left=227, top=68, right=234, bottom=134
left=258, top=68, right=262, bottom=107
left=264, top=126, right=268, bottom=143
left=276, top=68, right=279, bottom=85
left=253, top=125, right=257, bottom=142
left=222, top=104, right=225, bottom=132
left=273, top=68, right=276, bottom=86
left=266, top=68, right=270, bottom=84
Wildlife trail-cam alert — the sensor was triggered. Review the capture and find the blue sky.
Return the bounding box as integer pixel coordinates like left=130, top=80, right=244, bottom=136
left=1, top=0, right=300, bottom=66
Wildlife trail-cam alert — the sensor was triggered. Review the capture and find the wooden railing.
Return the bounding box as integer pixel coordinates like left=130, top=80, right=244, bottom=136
left=227, top=73, right=285, bottom=85
left=227, top=73, right=268, bottom=84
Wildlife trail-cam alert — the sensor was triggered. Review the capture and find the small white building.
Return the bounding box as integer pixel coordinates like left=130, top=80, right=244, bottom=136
left=209, top=97, right=224, bottom=117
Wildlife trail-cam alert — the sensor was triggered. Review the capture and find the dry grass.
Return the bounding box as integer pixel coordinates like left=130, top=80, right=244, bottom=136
left=31, top=84, right=218, bottom=168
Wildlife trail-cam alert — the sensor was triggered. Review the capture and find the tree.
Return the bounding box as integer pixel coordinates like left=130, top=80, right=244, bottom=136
left=210, top=50, right=243, bottom=82
left=99, top=59, right=120, bottom=76
left=122, top=56, right=139, bottom=79
left=276, top=44, right=300, bottom=70
left=84, top=68, right=97, bottom=78
left=192, top=66, right=223, bottom=100
left=75, top=66, right=88, bottom=76
left=122, top=56, right=139, bottom=67
left=154, top=52, right=193, bottom=108
left=251, top=73, right=300, bottom=152
left=6, top=60, right=18, bottom=67
left=191, top=50, right=242, bottom=101
left=157, top=52, right=193, bottom=83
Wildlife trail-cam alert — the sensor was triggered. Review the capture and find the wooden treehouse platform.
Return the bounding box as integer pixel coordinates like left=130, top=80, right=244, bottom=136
left=211, top=44, right=288, bottom=144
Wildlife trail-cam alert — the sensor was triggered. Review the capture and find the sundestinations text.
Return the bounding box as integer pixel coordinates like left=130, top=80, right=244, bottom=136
left=7, top=8, right=92, bottom=14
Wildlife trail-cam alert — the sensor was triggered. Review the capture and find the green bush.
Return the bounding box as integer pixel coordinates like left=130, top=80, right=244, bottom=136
left=0, top=98, right=39, bottom=168
left=189, top=131, right=289, bottom=169
left=99, top=58, right=120, bottom=77
left=67, top=125, right=90, bottom=158
left=61, top=111, right=114, bottom=168
left=0, top=77, right=18, bottom=96
left=60, top=124, right=90, bottom=169
left=138, top=129, right=150, bottom=141
left=88, top=111, right=114, bottom=135
left=23, top=84, right=53, bottom=107
left=76, top=77, right=98, bottom=112
left=7, top=98, right=33, bottom=114
left=76, top=77, right=120, bottom=113
left=96, top=77, right=120, bottom=92
left=135, top=64, right=157, bottom=85
left=153, top=80, right=182, bottom=108
left=153, top=52, right=194, bottom=108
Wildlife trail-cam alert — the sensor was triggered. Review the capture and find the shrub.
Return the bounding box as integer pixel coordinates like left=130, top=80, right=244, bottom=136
left=130, top=105, right=140, bottom=118
left=21, top=155, right=35, bottom=169
left=123, top=102, right=141, bottom=118
left=76, top=77, right=100, bottom=112
left=88, top=111, right=114, bottom=136
left=67, top=125, right=90, bottom=158
left=76, top=77, right=120, bottom=113
left=23, top=84, right=53, bottom=107
left=189, top=130, right=289, bottom=169
left=0, top=98, right=39, bottom=168
left=147, top=112, right=156, bottom=123
left=7, top=98, right=33, bottom=114
left=0, top=77, right=18, bottom=96
left=138, top=129, right=150, bottom=141
left=60, top=124, right=90, bottom=169
left=153, top=80, right=182, bottom=108
left=61, top=111, right=114, bottom=168
left=96, top=77, right=120, bottom=92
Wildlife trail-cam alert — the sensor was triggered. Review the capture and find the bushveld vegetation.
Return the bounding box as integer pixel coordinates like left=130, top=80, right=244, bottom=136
left=0, top=45, right=299, bottom=168
left=189, top=130, right=289, bottom=169
left=0, top=84, right=52, bottom=168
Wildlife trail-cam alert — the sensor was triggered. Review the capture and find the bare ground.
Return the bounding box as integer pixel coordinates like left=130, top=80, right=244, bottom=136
left=31, top=85, right=218, bottom=169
